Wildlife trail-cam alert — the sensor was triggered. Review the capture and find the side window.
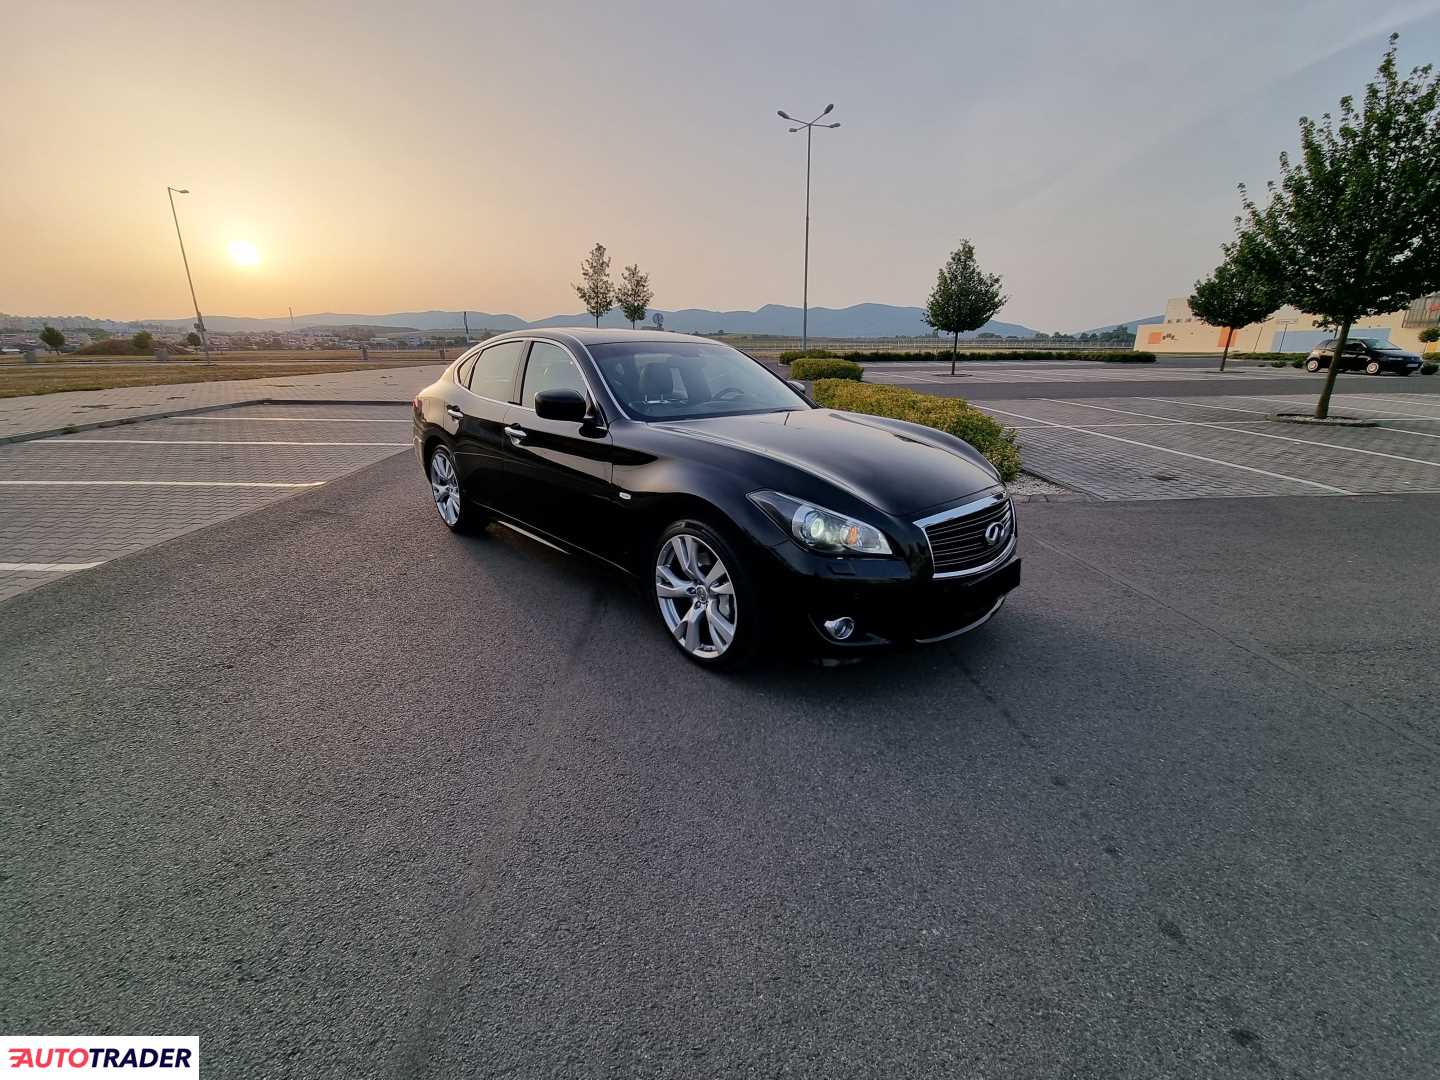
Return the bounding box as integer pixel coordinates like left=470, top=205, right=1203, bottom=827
left=455, top=351, right=479, bottom=386
left=467, top=341, right=526, bottom=401
left=520, top=342, right=590, bottom=410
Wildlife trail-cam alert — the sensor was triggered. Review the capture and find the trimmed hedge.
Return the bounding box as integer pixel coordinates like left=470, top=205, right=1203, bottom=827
left=1422, top=361, right=1438, bottom=375
left=791, top=357, right=863, bottom=381
left=811, top=379, right=1021, bottom=482
left=777, top=348, right=839, bottom=362
left=1232, top=351, right=1307, bottom=361
left=822, top=349, right=1154, bottom=364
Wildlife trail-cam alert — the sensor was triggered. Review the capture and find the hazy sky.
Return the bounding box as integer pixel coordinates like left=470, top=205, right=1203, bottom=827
left=5, top=0, right=1439, bottom=329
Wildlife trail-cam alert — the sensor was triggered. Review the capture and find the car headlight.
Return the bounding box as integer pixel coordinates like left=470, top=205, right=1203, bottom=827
left=748, top=490, right=892, bottom=555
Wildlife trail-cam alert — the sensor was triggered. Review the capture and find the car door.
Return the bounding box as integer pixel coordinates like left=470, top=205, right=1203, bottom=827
left=1341, top=340, right=1368, bottom=370
left=452, top=339, right=526, bottom=512
left=501, top=339, right=624, bottom=563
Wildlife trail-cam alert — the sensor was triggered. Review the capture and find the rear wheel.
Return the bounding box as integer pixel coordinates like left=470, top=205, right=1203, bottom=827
left=1305, top=358, right=1322, bottom=372
left=427, top=444, right=482, bottom=533
left=1365, top=360, right=1382, bottom=376
left=653, top=520, right=759, bottom=669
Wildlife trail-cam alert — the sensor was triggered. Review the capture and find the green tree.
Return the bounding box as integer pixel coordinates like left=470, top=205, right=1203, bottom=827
left=1419, top=326, right=1439, bottom=344
left=185, top=332, right=202, bottom=347
left=573, top=243, right=615, bottom=327
left=923, top=239, right=1008, bottom=375
left=39, top=325, right=65, bottom=353
left=131, top=330, right=154, bottom=353
left=1240, top=34, right=1440, bottom=417
left=1188, top=236, right=1283, bottom=372
left=616, top=263, right=654, bottom=328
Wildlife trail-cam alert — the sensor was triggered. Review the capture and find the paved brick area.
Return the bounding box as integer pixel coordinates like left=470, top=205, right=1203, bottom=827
left=0, top=364, right=444, bottom=442
left=0, top=403, right=413, bottom=601
left=862, top=362, right=1302, bottom=385
left=976, top=391, right=1440, bottom=500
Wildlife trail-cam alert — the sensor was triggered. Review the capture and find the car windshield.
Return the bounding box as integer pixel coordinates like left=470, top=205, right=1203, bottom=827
left=588, top=341, right=810, bottom=421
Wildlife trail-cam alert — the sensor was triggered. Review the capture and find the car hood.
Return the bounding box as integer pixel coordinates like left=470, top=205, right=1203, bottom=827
left=654, top=409, right=997, bottom=517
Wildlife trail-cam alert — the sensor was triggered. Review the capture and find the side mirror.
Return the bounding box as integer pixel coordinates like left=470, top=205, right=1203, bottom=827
left=788, top=379, right=806, bottom=393
left=534, top=387, right=589, bottom=423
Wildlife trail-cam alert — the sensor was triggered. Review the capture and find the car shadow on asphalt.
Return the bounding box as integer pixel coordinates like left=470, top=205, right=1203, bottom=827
left=454, top=520, right=1025, bottom=705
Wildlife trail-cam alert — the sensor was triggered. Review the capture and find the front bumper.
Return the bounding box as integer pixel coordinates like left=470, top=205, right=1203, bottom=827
left=757, top=540, right=1022, bottom=653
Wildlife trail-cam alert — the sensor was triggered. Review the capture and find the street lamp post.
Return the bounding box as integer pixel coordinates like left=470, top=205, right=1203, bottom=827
left=1276, top=318, right=1296, bottom=354
left=776, top=104, right=840, bottom=351
left=166, top=186, right=212, bottom=364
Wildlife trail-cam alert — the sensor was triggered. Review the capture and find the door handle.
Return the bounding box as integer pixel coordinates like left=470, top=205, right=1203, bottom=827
left=445, top=405, right=464, bottom=419
left=503, top=424, right=527, bottom=441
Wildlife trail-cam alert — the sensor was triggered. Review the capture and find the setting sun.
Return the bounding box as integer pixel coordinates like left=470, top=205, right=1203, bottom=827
left=227, top=240, right=260, bottom=267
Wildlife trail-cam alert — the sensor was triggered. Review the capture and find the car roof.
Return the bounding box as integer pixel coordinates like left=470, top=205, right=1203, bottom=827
left=478, top=327, right=725, bottom=349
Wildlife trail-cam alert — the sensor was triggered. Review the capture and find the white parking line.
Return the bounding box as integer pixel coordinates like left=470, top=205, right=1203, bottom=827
left=1142, top=397, right=1269, bottom=415
left=982, top=404, right=1353, bottom=493
left=1194, top=394, right=1440, bottom=421
left=0, top=561, right=105, bottom=572
left=1046, top=398, right=1440, bottom=470
left=51, top=439, right=409, bottom=447
left=0, top=480, right=325, bottom=488
left=173, top=416, right=411, bottom=424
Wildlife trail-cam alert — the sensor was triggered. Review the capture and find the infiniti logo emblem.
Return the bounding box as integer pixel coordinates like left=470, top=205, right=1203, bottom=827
left=984, top=521, right=1007, bottom=545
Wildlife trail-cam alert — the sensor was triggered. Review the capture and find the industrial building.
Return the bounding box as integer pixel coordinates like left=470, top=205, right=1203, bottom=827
left=1136, top=293, right=1439, bottom=354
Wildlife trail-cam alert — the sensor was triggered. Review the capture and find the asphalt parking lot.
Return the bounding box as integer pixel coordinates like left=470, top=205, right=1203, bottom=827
left=3, top=457, right=1437, bottom=1078
left=0, top=402, right=412, bottom=601
left=4, top=355, right=1440, bottom=1078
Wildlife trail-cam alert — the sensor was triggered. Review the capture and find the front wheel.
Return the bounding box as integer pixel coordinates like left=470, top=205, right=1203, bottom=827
left=1365, top=360, right=1382, bottom=376
left=653, top=520, right=759, bottom=669
left=1305, top=358, right=1322, bottom=372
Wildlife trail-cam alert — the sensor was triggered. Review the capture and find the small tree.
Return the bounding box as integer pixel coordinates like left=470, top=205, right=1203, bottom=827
left=616, top=263, right=653, bottom=328
left=1240, top=34, right=1440, bottom=417
left=1188, top=236, right=1283, bottom=371
left=573, top=243, right=615, bottom=327
left=185, top=332, right=202, bottom=347
left=39, top=325, right=65, bottom=353
left=1419, top=326, right=1439, bottom=347
left=923, top=239, right=1008, bottom=375
left=131, top=330, right=154, bottom=353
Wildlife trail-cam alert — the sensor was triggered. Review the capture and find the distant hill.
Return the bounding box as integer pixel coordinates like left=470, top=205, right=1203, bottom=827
left=8, top=304, right=1041, bottom=339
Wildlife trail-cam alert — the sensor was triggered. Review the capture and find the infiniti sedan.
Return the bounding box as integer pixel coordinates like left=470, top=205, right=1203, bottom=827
left=412, top=329, right=1019, bottom=668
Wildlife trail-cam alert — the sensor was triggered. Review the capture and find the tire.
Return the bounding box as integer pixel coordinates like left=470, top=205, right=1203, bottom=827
left=652, top=519, right=760, bottom=670
left=426, top=444, right=483, bottom=533
left=1365, top=361, right=1382, bottom=376
left=1305, top=358, right=1322, bottom=372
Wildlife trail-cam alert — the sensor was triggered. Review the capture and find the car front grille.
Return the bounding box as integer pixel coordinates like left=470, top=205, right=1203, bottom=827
left=920, top=495, right=1014, bottom=577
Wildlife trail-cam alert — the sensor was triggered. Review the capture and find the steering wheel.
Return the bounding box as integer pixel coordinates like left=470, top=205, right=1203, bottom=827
left=712, top=387, right=746, bottom=401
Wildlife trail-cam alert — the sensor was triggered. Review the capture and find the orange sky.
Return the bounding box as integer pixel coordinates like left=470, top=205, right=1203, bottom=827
left=6, top=0, right=1437, bottom=327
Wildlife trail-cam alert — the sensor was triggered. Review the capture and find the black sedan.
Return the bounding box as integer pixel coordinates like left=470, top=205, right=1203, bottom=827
left=412, top=329, right=1019, bottom=668
left=1305, top=338, right=1422, bottom=375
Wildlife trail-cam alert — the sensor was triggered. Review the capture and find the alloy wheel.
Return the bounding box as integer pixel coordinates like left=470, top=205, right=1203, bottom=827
left=655, top=533, right=738, bottom=660
left=429, top=449, right=461, bottom=525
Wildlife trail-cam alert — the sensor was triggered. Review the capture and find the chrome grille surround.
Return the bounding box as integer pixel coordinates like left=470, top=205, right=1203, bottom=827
left=916, top=490, right=1016, bottom=578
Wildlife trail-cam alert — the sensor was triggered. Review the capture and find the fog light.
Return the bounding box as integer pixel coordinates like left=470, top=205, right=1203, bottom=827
left=822, top=616, right=856, bottom=641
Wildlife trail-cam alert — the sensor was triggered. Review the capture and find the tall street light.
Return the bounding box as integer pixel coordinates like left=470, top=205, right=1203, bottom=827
left=776, top=104, right=840, bottom=350
left=166, top=186, right=212, bottom=364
